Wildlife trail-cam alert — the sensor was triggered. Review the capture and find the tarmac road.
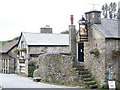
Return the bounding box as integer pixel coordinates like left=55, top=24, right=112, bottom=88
left=0, top=74, right=73, bottom=88
left=0, top=74, right=98, bottom=90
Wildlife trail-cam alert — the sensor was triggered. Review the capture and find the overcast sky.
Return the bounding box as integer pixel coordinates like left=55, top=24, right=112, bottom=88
left=0, top=0, right=119, bottom=41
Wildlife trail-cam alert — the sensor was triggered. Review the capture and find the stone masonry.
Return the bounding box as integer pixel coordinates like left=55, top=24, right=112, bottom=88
left=33, top=54, right=79, bottom=84
left=84, top=25, right=120, bottom=88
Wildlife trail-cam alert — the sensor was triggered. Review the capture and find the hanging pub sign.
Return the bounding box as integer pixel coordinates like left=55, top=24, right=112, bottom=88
left=78, top=17, right=89, bottom=42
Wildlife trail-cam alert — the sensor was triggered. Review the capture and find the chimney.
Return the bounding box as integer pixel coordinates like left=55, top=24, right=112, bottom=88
left=69, top=15, right=77, bottom=66
left=85, top=10, right=101, bottom=24
left=40, top=25, right=53, bottom=33
left=70, top=15, right=74, bottom=25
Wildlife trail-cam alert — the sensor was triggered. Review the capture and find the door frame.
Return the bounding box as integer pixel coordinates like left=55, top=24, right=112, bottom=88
left=77, top=42, right=84, bottom=62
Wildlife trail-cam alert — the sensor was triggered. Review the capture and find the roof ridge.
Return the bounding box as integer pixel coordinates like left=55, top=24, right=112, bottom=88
left=22, top=32, right=69, bottom=35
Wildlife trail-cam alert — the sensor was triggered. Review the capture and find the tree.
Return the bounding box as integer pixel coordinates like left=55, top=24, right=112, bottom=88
left=102, top=3, right=108, bottom=18
left=109, top=2, right=117, bottom=19
left=60, top=30, right=69, bottom=34
left=117, top=8, right=120, bottom=19
left=13, top=36, right=19, bottom=40
left=102, top=2, right=117, bottom=19
left=102, top=5, right=105, bottom=17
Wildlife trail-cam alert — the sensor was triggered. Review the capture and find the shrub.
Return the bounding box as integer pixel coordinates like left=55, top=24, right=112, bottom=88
left=28, top=64, right=36, bottom=77
left=112, top=49, right=120, bottom=60
left=20, top=48, right=27, bottom=53
left=90, top=48, right=100, bottom=57
left=14, top=49, right=20, bottom=55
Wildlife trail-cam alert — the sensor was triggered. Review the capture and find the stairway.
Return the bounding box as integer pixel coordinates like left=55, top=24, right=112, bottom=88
left=76, top=65, right=98, bottom=89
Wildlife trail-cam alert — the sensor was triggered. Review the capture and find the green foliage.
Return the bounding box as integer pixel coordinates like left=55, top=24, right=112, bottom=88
left=0, top=41, right=6, bottom=46
left=112, top=49, right=120, bottom=59
left=14, top=49, right=20, bottom=55
left=14, top=48, right=27, bottom=55
left=60, top=30, right=79, bottom=34
left=28, top=64, right=36, bottom=77
left=102, top=2, right=117, bottom=19
left=20, top=48, right=27, bottom=53
left=93, top=48, right=100, bottom=57
left=42, top=79, right=82, bottom=87
left=109, top=2, right=117, bottom=19
left=13, top=36, right=19, bottom=40
left=60, top=30, right=69, bottom=34
left=98, top=84, right=108, bottom=89
left=0, top=36, right=19, bottom=46
left=118, top=8, right=120, bottom=19
left=90, top=48, right=100, bottom=58
left=102, top=3, right=108, bottom=18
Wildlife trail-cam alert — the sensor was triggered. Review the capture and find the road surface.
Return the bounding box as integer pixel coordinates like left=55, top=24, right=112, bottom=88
left=0, top=74, right=75, bottom=88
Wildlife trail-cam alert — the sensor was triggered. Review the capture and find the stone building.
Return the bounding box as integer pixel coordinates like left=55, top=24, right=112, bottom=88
left=17, top=27, right=69, bottom=76
left=78, top=9, right=120, bottom=88
left=0, top=40, right=18, bottom=74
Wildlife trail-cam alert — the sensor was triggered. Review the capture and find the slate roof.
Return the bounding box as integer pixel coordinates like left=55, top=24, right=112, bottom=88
left=95, top=19, right=120, bottom=38
left=0, top=40, right=18, bottom=53
left=22, top=32, right=69, bottom=46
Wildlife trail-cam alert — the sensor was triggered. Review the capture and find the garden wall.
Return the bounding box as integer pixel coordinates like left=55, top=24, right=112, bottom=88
left=33, top=53, right=79, bottom=84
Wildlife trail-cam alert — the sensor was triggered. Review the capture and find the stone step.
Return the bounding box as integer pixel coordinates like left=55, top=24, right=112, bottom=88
left=80, top=74, right=91, bottom=78
left=76, top=65, right=84, bottom=68
left=76, top=67, right=88, bottom=71
left=77, top=65, right=98, bottom=89
left=89, top=84, right=98, bottom=89
left=84, top=80, right=96, bottom=85
left=78, top=70, right=90, bottom=75
left=83, top=77, right=93, bottom=81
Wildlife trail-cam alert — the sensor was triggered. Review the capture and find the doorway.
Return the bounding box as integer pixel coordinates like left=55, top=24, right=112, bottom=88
left=78, top=43, right=84, bottom=62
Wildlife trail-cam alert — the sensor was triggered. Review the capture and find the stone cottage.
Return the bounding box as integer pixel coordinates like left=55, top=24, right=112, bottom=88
left=0, top=40, right=18, bottom=74
left=16, top=27, right=69, bottom=76
left=79, top=9, right=120, bottom=88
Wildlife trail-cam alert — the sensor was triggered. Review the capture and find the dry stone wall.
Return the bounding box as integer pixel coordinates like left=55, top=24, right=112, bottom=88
left=33, top=54, right=79, bottom=84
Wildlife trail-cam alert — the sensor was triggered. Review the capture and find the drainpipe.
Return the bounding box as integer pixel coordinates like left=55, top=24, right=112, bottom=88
left=69, top=15, right=77, bottom=67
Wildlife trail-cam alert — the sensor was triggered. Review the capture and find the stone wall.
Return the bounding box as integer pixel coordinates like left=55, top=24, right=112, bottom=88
left=29, top=46, right=69, bottom=55
left=29, top=46, right=69, bottom=63
left=105, top=39, right=120, bottom=88
left=34, top=54, right=79, bottom=84
left=84, top=25, right=120, bottom=88
left=84, top=25, right=106, bottom=86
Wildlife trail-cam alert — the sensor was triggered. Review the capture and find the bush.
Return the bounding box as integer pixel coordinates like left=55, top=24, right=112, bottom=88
left=90, top=48, right=100, bottom=57
left=112, top=49, right=120, bottom=60
left=28, top=64, right=36, bottom=77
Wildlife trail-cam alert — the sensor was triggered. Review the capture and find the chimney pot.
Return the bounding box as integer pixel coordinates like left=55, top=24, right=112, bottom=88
left=70, top=15, right=74, bottom=25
